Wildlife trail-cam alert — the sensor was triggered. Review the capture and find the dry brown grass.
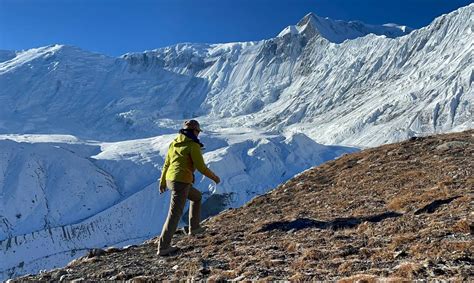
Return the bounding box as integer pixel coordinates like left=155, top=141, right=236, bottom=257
left=389, top=233, right=417, bottom=249
left=387, top=184, right=452, bottom=212
left=337, top=274, right=378, bottom=283
left=383, top=278, right=412, bottom=283
left=288, top=272, right=305, bottom=281
left=337, top=260, right=355, bottom=273
left=285, top=242, right=298, bottom=253
left=392, top=262, right=423, bottom=279
left=442, top=241, right=473, bottom=253
left=301, top=248, right=323, bottom=260
left=370, top=249, right=396, bottom=262
left=451, top=218, right=471, bottom=233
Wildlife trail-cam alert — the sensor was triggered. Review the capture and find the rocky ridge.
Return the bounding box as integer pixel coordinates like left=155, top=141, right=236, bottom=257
left=14, top=130, right=473, bottom=281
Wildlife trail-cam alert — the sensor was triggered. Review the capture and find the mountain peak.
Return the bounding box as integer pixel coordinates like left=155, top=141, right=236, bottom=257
left=278, top=12, right=412, bottom=43
left=296, top=12, right=319, bottom=26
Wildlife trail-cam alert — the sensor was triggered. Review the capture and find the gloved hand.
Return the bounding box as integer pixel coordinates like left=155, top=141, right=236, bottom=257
left=159, top=183, right=168, bottom=194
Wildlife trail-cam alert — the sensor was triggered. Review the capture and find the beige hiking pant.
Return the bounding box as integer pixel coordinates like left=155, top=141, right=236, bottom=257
left=158, top=180, right=202, bottom=250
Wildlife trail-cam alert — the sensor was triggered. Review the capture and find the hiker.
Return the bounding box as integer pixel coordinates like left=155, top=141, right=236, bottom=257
left=157, top=119, right=221, bottom=256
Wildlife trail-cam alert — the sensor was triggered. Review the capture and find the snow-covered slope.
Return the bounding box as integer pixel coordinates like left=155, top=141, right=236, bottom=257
left=0, top=139, right=121, bottom=240
left=0, top=45, right=205, bottom=140
left=0, top=4, right=473, bottom=280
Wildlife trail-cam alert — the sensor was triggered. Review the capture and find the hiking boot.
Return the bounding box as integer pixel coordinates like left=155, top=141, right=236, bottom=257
left=189, top=226, right=206, bottom=236
left=157, top=246, right=179, bottom=256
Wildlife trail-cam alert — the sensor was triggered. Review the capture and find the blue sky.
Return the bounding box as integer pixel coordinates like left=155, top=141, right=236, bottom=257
left=0, top=0, right=472, bottom=56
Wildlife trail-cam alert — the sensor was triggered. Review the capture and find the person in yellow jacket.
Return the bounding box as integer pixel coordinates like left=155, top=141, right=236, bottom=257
left=157, top=119, right=220, bottom=256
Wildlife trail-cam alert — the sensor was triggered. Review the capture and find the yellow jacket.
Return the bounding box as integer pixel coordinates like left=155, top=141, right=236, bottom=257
left=160, top=134, right=217, bottom=186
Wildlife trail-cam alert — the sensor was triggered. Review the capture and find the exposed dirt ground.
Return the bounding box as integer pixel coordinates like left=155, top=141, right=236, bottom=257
left=15, top=130, right=473, bottom=281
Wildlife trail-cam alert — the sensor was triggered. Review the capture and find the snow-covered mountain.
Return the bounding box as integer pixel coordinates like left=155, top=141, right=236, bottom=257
left=1, top=5, right=472, bottom=145
left=0, top=4, right=473, bottom=280
left=122, top=4, right=472, bottom=146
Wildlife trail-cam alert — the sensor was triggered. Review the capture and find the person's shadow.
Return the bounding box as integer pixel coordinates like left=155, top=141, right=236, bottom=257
left=258, top=211, right=402, bottom=232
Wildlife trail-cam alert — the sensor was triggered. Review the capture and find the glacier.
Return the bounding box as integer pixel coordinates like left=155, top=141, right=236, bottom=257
left=0, top=4, right=473, bottom=280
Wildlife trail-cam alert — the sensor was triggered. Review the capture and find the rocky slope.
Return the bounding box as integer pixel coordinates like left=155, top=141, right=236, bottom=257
left=15, top=130, right=473, bottom=281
